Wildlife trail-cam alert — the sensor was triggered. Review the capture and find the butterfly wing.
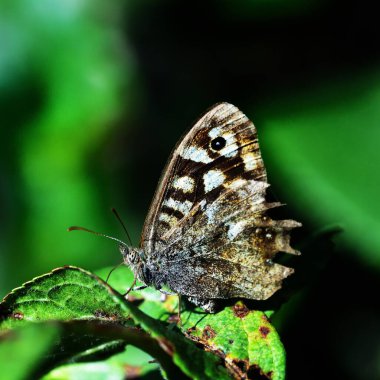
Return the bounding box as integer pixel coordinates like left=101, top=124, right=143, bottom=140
left=140, top=102, right=300, bottom=300
left=160, top=178, right=300, bottom=300
left=141, top=102, right=267, bottom=252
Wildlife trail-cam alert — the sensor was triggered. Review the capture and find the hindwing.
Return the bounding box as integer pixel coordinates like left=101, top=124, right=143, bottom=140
left=160, top=178, right=300, bottom=299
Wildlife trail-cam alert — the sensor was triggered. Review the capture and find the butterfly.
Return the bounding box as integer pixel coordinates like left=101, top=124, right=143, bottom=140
left=117, top=103, right=301, bottom=312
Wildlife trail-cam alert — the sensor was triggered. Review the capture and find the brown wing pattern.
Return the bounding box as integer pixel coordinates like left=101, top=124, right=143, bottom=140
left=159, top=178, right=301, bottom=300
left=141, top=103, right=267, bottom=253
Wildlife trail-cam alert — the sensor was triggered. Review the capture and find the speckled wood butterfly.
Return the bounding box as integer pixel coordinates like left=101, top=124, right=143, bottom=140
left=118, top=103, right=301, bottom=312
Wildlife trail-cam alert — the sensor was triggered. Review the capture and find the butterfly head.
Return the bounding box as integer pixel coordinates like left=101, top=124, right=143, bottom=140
left=119, top=244, right=145, bottom=270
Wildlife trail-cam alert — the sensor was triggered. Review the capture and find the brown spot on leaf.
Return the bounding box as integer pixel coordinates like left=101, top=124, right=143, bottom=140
left=187, top=326, right=197, bottom=333
left=228, top=339, right=234, bottom=344
left=12, top=312, right=24, bottom=320
left=124, top=364, right=142, bottom=379
left=167, top=314, right=180, bottom=324
left=233, top=302, right=250, bottom=318
left=259, top=326, right=271, bottom=338
left=202, top=325, right=216, bottom=340
left=0, top=305, right=23, bottom=321
left=157, top=337, right=175, bottom=356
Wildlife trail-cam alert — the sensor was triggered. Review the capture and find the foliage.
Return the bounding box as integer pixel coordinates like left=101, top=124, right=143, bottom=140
left=0, top=266, right=286, bottom=379
left=1, top=0, right=380, bottom=378
left=259, top=71, right=380, bottom=267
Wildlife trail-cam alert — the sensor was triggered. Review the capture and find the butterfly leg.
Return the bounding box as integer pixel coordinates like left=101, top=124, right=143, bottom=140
left=168, top=295, right=182, bottom=326
left=159, top=289, right=176, bottom=296
left=133, top=285, right=148, bottom=291
left=123, top=284, right=147, bottom=296
left=177, top=294, right=182, bottom=327
left=105, top=262, right=124, bottom=284
left=123, top=276, right=137, bottom=296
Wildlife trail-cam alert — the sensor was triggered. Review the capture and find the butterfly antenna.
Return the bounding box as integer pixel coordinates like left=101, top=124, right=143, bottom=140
left=67, top=226, right=127, bottom=246
left=105, top=262, right=124, bottom=284
left=111, top=208, right=133, bottom=246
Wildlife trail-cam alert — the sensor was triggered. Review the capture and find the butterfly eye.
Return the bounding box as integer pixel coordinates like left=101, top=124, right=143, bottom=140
left=210, top=136, right=226, bottom=151
left=127, top=250, right=136, bottom=263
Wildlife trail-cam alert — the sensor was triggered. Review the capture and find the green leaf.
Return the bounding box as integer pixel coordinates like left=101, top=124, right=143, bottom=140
left=258, top=70, right=380, bottom=268
left=95, top=266, right=178, bottom=320
left=181, top=302, right=285, bottom=380
left=98, top=266, right=286, bottom=379
left=39, top=320, right=181, bottom=379
left=43, top=346, right=160, bottom=380
left=0, top=0, right=135, bottom=292
left=0, top=267, right=231, bottom=379
left=242, top=309, right=285, bottom=379
left=112, top=292, right=231, bottom=380
left=0, top=320, right=174, bottom=380
left=0, top=323, right=59, bottom=380
left=42, top=362, right=126, bottom=380
left=0, top=266, right=132, bottom=330
left=97, top=266, right=285, bottom=378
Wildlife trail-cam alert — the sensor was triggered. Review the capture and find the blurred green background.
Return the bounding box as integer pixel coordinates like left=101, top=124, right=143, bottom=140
left=1, top=0, right=379, bottom=379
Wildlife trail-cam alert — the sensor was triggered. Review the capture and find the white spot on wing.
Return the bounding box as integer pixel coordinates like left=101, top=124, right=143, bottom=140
left=208, top=126, right=223, bottom=138
left=163, top=198, right=193, bottom=215
left=203, top=169, right=225, bottom=193
left=173, top=176, right=195, bottom=193
left=180, top=145, right=213, bottom=163
left=159, top=212, right=178, bottom=227
left=243, top=153, right=258, bottom=171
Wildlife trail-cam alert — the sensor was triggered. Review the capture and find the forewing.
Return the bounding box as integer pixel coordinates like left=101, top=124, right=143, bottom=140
left=141, top=103, right=266, bottom=253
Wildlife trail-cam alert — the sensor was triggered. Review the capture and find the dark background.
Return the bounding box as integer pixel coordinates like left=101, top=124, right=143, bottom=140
left=1, top=0, right=380, bottom=379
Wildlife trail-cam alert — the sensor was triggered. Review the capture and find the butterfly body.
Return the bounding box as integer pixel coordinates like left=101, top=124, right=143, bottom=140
left=121, top=103, right=300, bottom=312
